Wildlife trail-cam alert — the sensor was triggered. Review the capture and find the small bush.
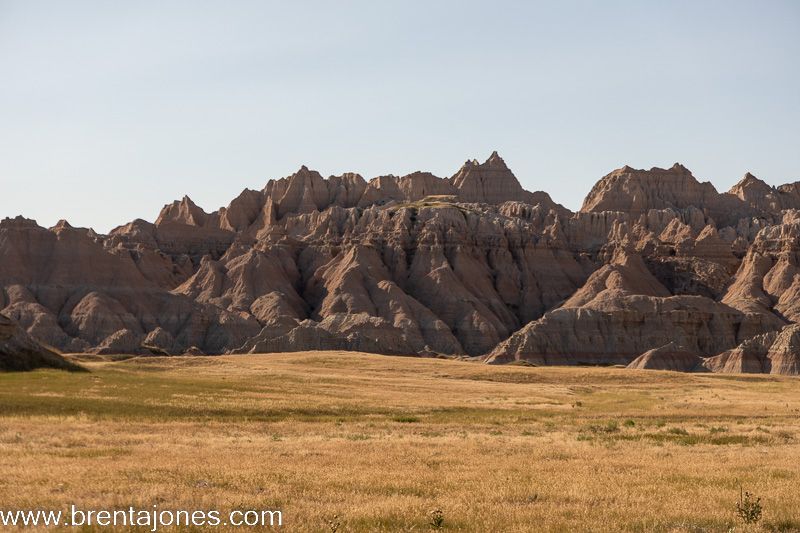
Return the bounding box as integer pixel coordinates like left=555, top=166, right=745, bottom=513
left=429, top=508, right=444, bottom=529
left=736, top=487, right=762, bottom=525
left=623, top=419, right=636, bottom=428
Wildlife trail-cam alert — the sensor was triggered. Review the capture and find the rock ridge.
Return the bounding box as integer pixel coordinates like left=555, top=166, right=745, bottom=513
left=4, top=154, right=800, bottom=374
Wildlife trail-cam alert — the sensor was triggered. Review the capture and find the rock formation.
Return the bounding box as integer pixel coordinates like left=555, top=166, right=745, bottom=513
left=0, top=313, right=81, bottom=371
left=703, top=324, right=800, bottom=375
left=580, top=164, right=757, bottom=226
left=626, top=342, right=705, bottom=372
left=4, top=153, right=800, bottom=374
left=485, top=249, right=779, bottom=366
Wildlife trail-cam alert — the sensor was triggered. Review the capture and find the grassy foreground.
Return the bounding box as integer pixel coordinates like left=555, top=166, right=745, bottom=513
left=1, top=352, right=799, bottom=532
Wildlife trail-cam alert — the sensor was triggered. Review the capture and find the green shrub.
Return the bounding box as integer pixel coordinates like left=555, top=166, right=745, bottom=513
left=736, top=487, right=762, bottom=525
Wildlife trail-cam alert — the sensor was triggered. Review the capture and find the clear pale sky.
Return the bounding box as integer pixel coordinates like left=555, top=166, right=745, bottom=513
left=1, top=1, right=798, bottom=233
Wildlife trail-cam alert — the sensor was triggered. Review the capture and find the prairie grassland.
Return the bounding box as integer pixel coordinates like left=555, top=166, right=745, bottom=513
left=1, top=352, right=799, bottom=532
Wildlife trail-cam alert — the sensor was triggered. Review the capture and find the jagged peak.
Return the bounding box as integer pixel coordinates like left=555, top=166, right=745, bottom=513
left=484, top=150, right=508, bottom=169
left=156, top=194, right=209, bottom=227
left=287, top=165, right=326, bottom=182
left=50, top=219, right=97, bottom=239
left=454, top=153, right=515, bottom=179
left=455, top=152, right=508, bottom=173
left=263, top=167, right=356, bottom=195
left=52, top=219, right=73, bottom=230
left=732, top=172, right=769, bottom=190
left=176, top=195, right=200, bottom=207
left=109, top=218, right=155, bottom=236
left=561, top=248, right=671, bottom=308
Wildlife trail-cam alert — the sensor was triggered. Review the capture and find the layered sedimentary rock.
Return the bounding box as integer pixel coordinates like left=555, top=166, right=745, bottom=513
left=3, top=153, right=800, bottom=374
left=626, top=342, right=705, bottom=372
left=631, top=323, right=800, bottom=376
left=722, top=210, right=800, bottom=322
left=729, top=173, right=800, bottom=214
left=0, top=216, right=260, bottom=356
left=703, top=324, right=800, bottom=375
left=0, top=313, right=80, bottom=371
left=485, top=250, right=781, bottom=366
left=580, top=164, right=782, bottom=227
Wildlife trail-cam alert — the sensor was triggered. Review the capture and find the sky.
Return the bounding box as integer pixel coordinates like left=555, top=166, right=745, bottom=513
left=1, top=0, right=799, bottom=233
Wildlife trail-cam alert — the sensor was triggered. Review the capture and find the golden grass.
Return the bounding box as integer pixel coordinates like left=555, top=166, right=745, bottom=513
left=1, top=352, right=800, bottom=531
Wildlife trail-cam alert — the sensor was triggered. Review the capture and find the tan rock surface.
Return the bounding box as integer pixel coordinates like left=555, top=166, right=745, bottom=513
left=486, top=292, right=774, bottom=366
left=581, top=164, right=757, bottom=226
left=703, top=324, right=800, bottom=375
left=626, top=342, right=704, bottom=372
left=486, top=249, right=780, bottom=366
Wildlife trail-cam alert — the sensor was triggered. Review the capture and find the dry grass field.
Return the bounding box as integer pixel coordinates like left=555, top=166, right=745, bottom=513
left=1, top=352, right=800, bottom=532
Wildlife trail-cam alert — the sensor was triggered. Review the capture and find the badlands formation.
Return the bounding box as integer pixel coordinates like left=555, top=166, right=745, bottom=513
left=2, top=152, right=800, bottom=374
left=0, top=313, right=80, bottom=371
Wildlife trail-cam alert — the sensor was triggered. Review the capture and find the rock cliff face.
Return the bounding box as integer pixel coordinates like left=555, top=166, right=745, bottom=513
left=703, top=324, right=800, bottom=375
left=3, top=153, right=800, bottom=374
left=485, top=249, right=779, bottom=366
